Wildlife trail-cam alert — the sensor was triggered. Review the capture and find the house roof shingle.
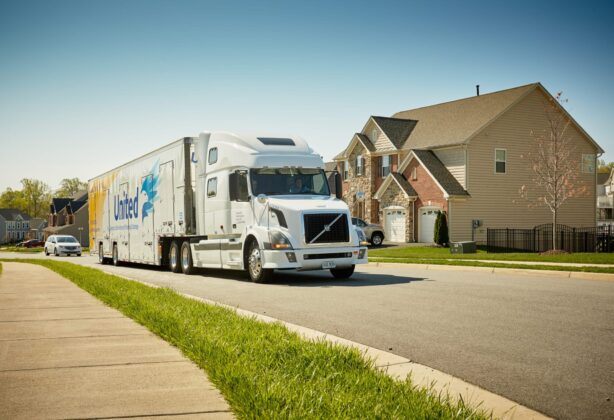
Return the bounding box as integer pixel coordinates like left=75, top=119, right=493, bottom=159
left=393, top=84, right=538, bottom=149
left=0, top=208, right=31, bottom=221
left=51, top=198, right=71, bottom=213
left=372, top=116, right=418, bottom=149
left=597, top=172, right=610, bottom=186
left=390, top=173, right=417, bottom=197
left=412, top=150, right=469, bottom=196
left=354, top=133, right=376, bottom=152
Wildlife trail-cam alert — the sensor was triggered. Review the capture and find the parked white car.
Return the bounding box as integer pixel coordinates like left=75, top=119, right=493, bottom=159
left=44, top=235, right=82, bottom=257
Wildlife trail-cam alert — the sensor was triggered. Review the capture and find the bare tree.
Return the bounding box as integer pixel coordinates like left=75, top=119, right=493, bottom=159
left=519, top=92, right=588, bottom=251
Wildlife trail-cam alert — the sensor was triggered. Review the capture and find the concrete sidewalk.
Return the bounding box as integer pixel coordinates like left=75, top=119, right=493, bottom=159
left=0, top=262, right=233, bottom=419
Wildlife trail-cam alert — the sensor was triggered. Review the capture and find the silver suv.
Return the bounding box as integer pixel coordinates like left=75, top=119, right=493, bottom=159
left=351, top=218, right=385, bottom=247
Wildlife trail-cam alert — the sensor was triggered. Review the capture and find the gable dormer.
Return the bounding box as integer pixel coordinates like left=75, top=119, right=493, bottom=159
left=361, top=116, right=417, bottom=152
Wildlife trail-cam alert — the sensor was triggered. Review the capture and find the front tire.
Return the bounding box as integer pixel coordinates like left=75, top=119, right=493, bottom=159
left=371, top=232, right=384, bottom=247
left=247, top=241, right=273, bottom=283
left=180, top=241, right=195, bottom=275
left=330, top=265, right=355, bottom=279
left=169, top=241, right=182, bottom=273
left=112, top=244, right=119, bottom=266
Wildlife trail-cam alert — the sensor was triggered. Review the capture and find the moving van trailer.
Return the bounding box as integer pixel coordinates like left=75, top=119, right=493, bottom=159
left=89, top=132, right=369, bottom=282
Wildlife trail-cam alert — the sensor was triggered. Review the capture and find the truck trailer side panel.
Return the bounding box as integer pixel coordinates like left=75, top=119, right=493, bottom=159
left=89, top=138, right=193, bottom=265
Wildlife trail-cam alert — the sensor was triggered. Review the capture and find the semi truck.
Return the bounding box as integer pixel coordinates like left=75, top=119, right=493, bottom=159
left=89, top=132, right=369, bottom=282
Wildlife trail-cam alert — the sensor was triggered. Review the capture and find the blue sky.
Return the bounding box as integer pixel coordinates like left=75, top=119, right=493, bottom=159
left=1, top=0, right=613, bottom=191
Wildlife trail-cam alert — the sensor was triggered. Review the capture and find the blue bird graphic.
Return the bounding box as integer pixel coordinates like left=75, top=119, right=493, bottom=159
left=141, top=160, right=160, bottom=220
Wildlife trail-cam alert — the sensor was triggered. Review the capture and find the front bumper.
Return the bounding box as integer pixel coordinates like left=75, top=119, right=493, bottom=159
left=262, top=246, right=368, bottom=270
left=57, top=248, right=81, bottom=255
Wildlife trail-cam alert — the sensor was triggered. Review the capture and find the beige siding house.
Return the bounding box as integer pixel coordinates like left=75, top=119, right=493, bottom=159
left=335, top=83, right=603, bottom=243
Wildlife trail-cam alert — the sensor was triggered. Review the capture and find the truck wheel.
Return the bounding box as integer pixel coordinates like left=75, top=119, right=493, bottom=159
left=112, top=244, right=119, bottom=266
left=330, top=265, right=355, bottom=279
left=371, top=232, right=384, bottom=247
left=169, top=241, right=182, bottom=273
left=180, top=241, right=195, bottom=275
left=98, top=244, right=106, bottom=264
left=247, top=241, right=273, bottom=283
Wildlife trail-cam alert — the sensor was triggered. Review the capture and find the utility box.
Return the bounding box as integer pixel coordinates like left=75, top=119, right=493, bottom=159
left=450, top=241, right=477, bottom=254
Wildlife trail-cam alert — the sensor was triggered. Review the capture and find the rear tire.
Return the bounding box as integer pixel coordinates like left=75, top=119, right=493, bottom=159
left=371, top=232, right=384, bottom=247
left=169, top=241, right=182, bottom=273
left=330, top=265, right=355, bottom=279
left=247, top=240, right=273, bottom=283
left=180, top=241, right=195, bottom=275
left=112, top=244, right=119, bottom=266
left=98, top=244, right=106, bottom=264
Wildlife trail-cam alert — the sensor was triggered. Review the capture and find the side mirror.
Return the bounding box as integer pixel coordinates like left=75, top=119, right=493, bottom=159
left=229, top=171, right=249, bottom=202
left=334, top=171, right=343, bottom=200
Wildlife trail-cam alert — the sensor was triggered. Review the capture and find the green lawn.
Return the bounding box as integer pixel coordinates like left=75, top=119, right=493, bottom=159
left=1, top=259, right=490, bottom=419
left=369, top=246, right=614, bottom=264
left=0, top=246, right=44, bottom=253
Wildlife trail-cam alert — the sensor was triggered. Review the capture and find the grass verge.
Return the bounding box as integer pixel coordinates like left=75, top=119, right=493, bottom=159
left=369, top=246, right=614, bottom=265
left=369, top=257, right=614, bottom=274
left=0, top=246, right=45, bottom=253
left=0, top=259, right=489, bottom=419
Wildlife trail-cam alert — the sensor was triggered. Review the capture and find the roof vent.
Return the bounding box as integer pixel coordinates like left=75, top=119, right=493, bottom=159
left=257, top=137, right=295, bottom=146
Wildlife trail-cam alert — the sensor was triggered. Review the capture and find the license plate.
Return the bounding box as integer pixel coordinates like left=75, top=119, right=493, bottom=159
left=322, top=261, right=336, bottom=269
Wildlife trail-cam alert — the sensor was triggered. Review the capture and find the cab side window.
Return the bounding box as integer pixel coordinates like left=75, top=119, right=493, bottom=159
left=208, top=148, right=218, bottom=165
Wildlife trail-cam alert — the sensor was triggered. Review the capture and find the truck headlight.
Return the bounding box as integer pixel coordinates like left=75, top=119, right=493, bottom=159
left=356, top=228, right=369, bottom=246
left=269, top=230, right=293, bottom=250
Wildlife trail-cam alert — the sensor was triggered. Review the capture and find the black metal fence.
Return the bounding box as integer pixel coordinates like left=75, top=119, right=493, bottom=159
left=486, top=224, right=614, bottom=253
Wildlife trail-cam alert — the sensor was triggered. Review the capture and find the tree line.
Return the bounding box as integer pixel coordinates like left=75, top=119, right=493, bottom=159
left=0, top=178, right=87, bottom=219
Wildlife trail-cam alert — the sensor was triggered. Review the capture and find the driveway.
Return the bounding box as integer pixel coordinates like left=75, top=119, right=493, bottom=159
left=3, top=253, right=613, bottom=419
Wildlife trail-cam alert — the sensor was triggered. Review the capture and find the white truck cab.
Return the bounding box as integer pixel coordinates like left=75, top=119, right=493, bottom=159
left=89, top=131, right=368, bottom=282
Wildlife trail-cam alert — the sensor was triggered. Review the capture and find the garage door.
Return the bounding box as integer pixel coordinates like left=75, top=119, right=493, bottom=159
left=385, top=209, right=406, bottom=242
left=419, top=208, right=439, bottom=243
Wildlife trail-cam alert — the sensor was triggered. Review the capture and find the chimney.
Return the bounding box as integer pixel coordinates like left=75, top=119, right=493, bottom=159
left=476, top=85, right=480, bottom=96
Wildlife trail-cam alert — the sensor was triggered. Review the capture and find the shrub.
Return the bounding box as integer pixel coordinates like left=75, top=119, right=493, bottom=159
left=434, top=211, right=449, bottom=246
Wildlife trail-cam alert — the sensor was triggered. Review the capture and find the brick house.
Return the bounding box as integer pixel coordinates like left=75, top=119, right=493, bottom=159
left=44, top=190, right=89, bottom=246
left=334, top=83, right=603, bottom=243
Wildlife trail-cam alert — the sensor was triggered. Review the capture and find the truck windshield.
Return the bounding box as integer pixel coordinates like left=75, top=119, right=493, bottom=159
left=250, top=168, right=330, bottom=196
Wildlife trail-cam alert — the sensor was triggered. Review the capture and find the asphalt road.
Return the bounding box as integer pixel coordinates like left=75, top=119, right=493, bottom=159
left=4, top=253, right=613, bottom=419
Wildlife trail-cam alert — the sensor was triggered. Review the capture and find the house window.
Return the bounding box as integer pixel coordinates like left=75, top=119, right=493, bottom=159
left=495, top=149, right=506, bottom=174
left=582, top=154, right=595, bottom=174
left=356, top=155, right=363, bottom=176
left=381, top=155, right=391, bottom=177
left=207, top=177, right=217, bottom=197
left=208, top=147, right=218, bottom=165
